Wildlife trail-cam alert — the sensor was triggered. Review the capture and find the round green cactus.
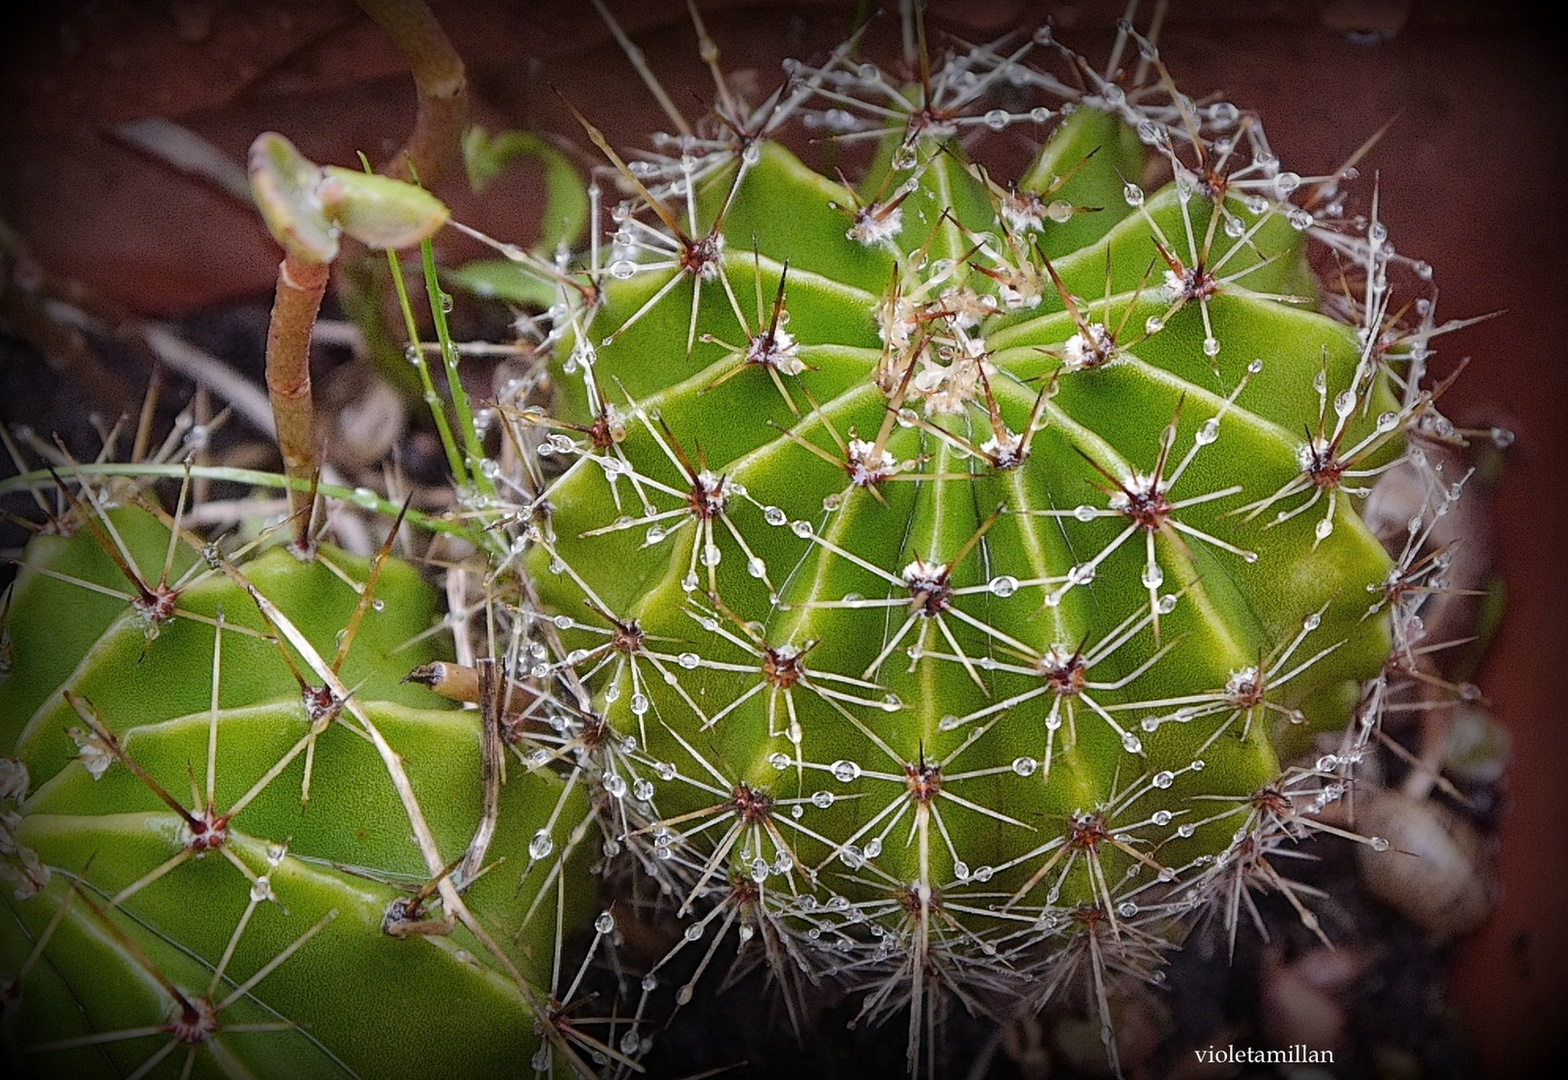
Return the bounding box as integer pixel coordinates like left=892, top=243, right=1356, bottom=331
left=489, top=13, right=1441, bottom=1071
left=0, top=497, right=596, bottom=1078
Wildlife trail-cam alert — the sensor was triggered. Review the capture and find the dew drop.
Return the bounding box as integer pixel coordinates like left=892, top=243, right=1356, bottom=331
left=1152, top=809, right=1172, bottom=826
left=595, top=911, right=616, bottom=934
left=812, top=790, right=834, bottom=809
left=764, top=505, right=787, bottom=526
left=1073, top=504, right=1097, bottom=522
left=529, top=830, right=554, bottom=860
left=1012, top=756, right=1038, bottom=777
left=609, top=259, right=636, bottom=280
left=1196, top=419, right=1219, bottom=445
left=1141, top=563, right=1164, bottom=589
left=633, top=777, right=655, bottom=802
left=768, top=752, right=790, bottom=771
left=1202, top=335, right=1221, bottom=358
left=988, top=575, right=1018, bottom=597
left=1209, top=102, right=1240, bottom=126
left=953, top=861, right=970, bottom=881
left=1314, top=518, right=1334, bottom=542
left=1144, top=316, right=1164, bottom=335
left=1178, top=823, right=1195, bottom=838
left=1368, top=836, right=1390, bottom=853
left=1122, top=732, right=1144, bottom=753
left=983, top=108, right=1009, bottom=131
left=1157, top=593, right=1178, bottom=614
left=790, top=519, right=814, bottom=538
left=1046, top=199, right=1074, bottom=224
left=831, top=759, right=861, bottom=783
left=630, top=693, right=650, bottom=716
left=1123, top=182, right=1145, bottom=208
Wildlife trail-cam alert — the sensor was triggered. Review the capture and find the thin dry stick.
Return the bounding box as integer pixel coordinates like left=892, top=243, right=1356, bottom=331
left=264, top=251, right=329, bottom=554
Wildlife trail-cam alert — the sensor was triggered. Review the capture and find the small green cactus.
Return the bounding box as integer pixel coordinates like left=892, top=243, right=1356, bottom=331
left=0, top=497, right=594, bottom=1077
left=0, top=6, right=1492, bottom=1078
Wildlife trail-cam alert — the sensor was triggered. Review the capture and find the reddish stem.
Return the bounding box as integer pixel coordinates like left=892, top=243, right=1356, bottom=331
left=265, top=251, right=329, bottom=554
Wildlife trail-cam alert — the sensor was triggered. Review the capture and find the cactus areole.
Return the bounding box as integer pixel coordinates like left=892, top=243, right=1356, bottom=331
left=2, top=13, right=1473, bottom=1079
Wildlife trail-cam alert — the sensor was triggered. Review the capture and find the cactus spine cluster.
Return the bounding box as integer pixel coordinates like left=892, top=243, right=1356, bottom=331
left=1, top=8, right=1483, bottom=1078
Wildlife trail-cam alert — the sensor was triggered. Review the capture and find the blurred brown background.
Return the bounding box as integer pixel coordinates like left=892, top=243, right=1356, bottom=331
left=1, top=2, right=1563, bottom=1076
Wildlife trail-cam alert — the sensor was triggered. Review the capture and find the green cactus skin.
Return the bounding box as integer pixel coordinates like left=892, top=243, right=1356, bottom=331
left=493, top=17, right=1435, bottom=1070
left=0, top=503, right=593, bottom=1078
